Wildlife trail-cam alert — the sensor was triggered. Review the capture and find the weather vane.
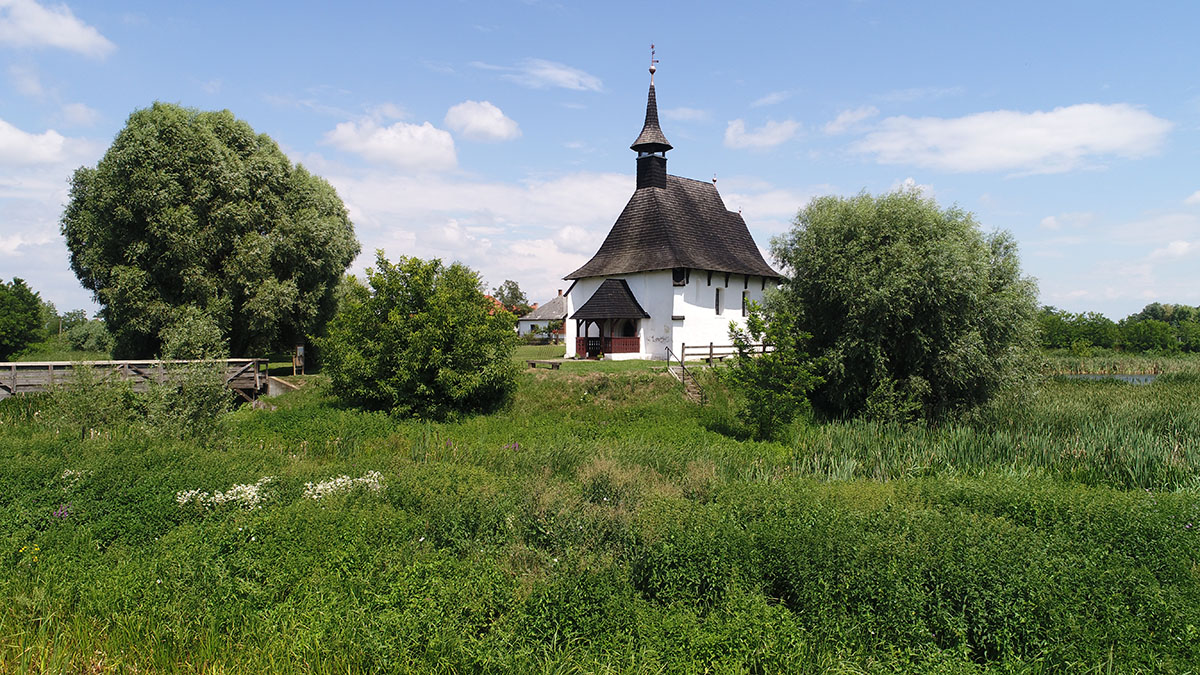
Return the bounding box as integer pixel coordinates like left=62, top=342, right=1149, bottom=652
left=649, top=43, right=658, bottom=83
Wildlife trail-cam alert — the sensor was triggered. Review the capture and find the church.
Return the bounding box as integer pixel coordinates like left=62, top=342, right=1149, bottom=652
left=563, top=61, right=781, bottom=360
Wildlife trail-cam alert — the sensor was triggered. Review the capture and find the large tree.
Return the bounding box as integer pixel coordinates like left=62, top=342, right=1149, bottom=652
left=61, top=102, right=360, bottom=358
left=770, top=189, right=1039, bottom=422
left=0, top=278, right=43, bottom=360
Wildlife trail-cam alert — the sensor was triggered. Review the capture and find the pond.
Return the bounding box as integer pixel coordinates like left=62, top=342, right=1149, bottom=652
left=1057, top=373, right=1158, bottom=385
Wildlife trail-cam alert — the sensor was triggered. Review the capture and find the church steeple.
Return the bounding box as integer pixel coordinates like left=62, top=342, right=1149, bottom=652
left=632, top=45, right=670, bottom=189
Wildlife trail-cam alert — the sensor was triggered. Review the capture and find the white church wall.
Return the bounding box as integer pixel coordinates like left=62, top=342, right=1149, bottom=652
left=564, top=269, right=777, bottom=360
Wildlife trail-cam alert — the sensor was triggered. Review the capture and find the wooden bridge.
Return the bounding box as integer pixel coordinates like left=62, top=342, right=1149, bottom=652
left=0, top=359, right=268, bottom=402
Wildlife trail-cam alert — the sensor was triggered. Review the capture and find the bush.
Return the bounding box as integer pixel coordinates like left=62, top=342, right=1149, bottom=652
left=771, top=188, right=1039, bottom=421
left=64, top=319, right=114, bottom=353
left=318, top=252, right=519, bottom=419
left=718, top=303, right=821, bottom=441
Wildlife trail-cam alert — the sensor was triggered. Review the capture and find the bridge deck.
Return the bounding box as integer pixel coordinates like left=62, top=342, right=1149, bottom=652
left=0, top=359, right=267, bottom=401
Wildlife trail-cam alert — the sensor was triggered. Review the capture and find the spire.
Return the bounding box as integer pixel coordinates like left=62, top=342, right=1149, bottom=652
left=630, top=44, right=672, bottom=154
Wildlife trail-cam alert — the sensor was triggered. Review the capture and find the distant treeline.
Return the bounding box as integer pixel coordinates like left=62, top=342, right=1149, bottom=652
left=1039, top=302, right=1200, bottom=353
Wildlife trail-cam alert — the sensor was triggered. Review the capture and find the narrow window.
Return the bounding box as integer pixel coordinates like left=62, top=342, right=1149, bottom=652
left=742, top=290, right=750, bottom=317
left=706, top=271, right=712, bottom=286
left=715, top=288, right=723, bottom=315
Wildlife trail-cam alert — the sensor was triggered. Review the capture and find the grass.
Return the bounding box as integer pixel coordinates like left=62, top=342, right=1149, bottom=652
left=1, top=358, right=1199, bottom=671
left=1042, top=347, right=1200, bottom=375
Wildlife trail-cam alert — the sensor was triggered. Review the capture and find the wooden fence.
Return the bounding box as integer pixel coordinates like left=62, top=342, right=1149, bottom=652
left=0, top=359, right=268, bottom=402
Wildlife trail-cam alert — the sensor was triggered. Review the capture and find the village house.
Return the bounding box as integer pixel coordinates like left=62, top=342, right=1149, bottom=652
left=563, top=62, right=781, bottom=360
left=517, top=290, right=566, bottom=337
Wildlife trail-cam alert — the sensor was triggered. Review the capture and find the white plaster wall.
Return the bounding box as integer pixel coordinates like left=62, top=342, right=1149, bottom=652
left=517, top=320, right=547, bottom=336
left=564, top=270, right=778, bottom=360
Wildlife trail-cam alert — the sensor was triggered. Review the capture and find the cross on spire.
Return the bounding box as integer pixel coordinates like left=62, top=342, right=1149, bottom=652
left=649, top=43, right=658, bottom=83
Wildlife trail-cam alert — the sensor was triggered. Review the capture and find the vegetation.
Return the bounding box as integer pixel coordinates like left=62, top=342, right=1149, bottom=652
left=61, top=102, right=360, bottom=359
left=1039, top=302, right=1200, bottom=354
left=1, top=349, right=1198, bottom=671
left=318, top=253, right=520, bottom=420
left=771, top=189, right=1040, bottom=422
left=719, top=303, right=821, bottom=441
left=491, top=279, right=532, bottom=315
left=0, top=278, right=43, bottom=360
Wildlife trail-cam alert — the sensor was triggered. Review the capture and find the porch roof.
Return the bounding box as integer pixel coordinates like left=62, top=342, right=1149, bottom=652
left=570, top=279, right=650, bottom=320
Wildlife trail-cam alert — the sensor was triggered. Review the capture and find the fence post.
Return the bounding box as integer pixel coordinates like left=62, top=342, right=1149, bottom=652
left=709, top=342, right=714, bottom=362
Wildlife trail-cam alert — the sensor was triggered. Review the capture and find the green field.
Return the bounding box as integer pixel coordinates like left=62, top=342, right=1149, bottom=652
left=1, top=347, right=1198, bottom=672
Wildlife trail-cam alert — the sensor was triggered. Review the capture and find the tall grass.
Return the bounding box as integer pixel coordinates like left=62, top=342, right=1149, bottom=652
left=1, top=365, right=1198, bottom=671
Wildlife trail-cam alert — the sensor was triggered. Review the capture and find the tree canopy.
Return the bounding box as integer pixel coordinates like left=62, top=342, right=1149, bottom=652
left=491, top=279, right=532, bottom=315
left=770, top=189, right=1039, bottom=422
left=318, top=253, right=519, bottom=420
left=61, top=102, right=360, bottom=358
left=0, top=278, right=42, bottom=360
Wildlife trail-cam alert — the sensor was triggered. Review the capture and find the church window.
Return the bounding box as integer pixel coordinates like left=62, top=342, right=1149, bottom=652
left=742, top=290, right=750, bottom=317
left=715, top=288, right=723, bottom=315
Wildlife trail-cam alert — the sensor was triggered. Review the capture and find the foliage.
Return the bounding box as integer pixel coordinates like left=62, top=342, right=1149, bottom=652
left=1120, top=317, right=1178, bottom=353
left=1038, top=306, right=1118, bottom=349
left=491, top=279, right=532, bottom=315
left=0, top=278, right=43, bottom=360
left=63, top=319, right=113, bottom=353
left=717, top=302, right=821, bottom=440
left=319, top=252, right=520, bottom=419
left=61, top=102, right=360, bottom=358
left=771, top=188, right=1040, bottom=422
left=3, top=369, right=1200, bottom=671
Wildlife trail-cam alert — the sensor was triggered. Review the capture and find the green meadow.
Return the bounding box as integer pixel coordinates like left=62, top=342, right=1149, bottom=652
left=1, top=347, right=1198, bottom=672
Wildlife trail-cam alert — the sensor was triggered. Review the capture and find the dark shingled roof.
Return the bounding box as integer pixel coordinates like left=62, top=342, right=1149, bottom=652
left=518, top=294, right=567, bottom=321
left=630, top=84, right=672, bottom=153
left=570, top=279, right=650, bottom=320
left=566, top=174, right=781, bottom=279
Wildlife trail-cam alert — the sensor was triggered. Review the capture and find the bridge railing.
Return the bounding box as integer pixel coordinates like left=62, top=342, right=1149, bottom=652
left=0, top=359, right=268, bottom=401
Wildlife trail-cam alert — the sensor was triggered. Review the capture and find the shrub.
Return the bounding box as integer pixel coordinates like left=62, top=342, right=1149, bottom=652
left=771, top=188, right=1039, bottom=421
left=719, top=302, right=821, bottom=441
left=64, top=319, right=114, bottom=353
left=318, top=252, right=519, bottom=420
left=0, top=278, right=42, bottom=360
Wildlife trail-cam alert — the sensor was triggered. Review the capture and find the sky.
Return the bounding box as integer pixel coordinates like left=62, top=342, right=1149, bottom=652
left=1, top=0, right=1199, bottom=320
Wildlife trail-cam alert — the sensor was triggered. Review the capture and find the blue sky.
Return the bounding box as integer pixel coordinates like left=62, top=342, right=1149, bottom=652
left=2, top=0, right=1198, bottom=319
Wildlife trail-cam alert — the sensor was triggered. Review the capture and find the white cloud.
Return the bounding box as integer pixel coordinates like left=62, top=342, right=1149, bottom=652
left=59, top=102, right=98, bottom=126
left=0, top=116, right=68, bottom=164
left=823, top=105, right=879, bottom=135
left=323, top=119, right=456, bottom=171
left=751, top=91, right=792, bottom=108
left=891, top=176, right=933, bottom=197
left=661, top=107, right=709, bottom=122
left=475, top=58, right=603, bottom=92
left=723, top=119, right=800, bottom=150
left=201, top=79, right=221, bottom=94
left=853, top=103, right=1172, bottom=174
left=0, top=0, right=115, bottom=58
left=444, top=100, right=521, bottom=142
left=1184, top=190, right=1200, bottom=206
left=320, top=168, right=632, bottom=301
left=1149, top=240, right=1195, bottom=260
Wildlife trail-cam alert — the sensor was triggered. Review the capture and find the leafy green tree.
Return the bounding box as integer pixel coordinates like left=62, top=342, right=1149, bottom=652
left=771, top=189, right=1039, bottom=422
left=1120, top=318, right=1177, bottom=353
left=491, top=279, right=531, bottom=315
left=1178, top=320, right=1200, bottom=352
left=61, top=102, right=360, bottom=358
left=0, top=278, right=43, bottom=360
left=319, top=252, right=519, bottom=420
left=720, top=303, right=822, bottom=440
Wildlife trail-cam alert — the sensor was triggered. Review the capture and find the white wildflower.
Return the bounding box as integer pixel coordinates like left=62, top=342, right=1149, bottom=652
left=176, top=476, right=273, bottom=509
left=61, top=469, right=92, bottom=490
left=302, top=470, right=385, bottom=500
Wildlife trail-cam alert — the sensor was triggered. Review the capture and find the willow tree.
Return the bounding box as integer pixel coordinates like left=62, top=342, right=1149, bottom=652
left=61, top=102, right=360, bottom=358
left=770, top=188, right=1039, bottom=422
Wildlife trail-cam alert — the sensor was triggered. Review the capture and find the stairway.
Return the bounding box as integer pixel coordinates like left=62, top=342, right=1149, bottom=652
left=667, top=364, right=704, bottom=403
